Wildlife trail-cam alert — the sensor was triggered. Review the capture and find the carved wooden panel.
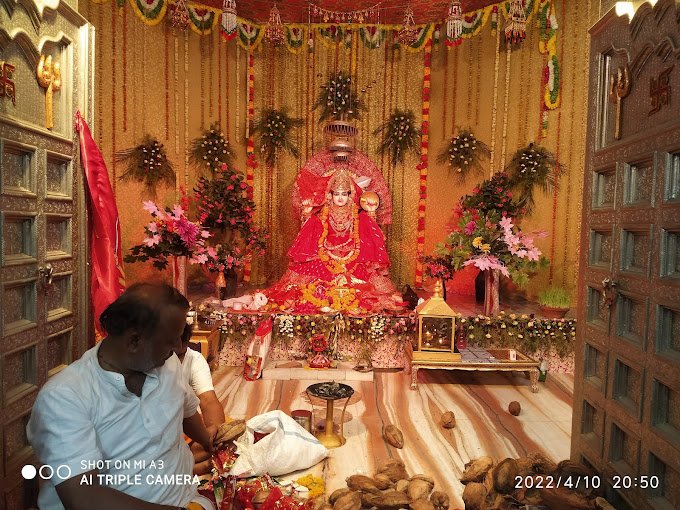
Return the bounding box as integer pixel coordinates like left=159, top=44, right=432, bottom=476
left=574, top=2, right=680, bottom=508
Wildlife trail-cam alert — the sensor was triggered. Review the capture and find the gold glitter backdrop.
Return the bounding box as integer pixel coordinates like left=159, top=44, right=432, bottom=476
left=80, top=0, right=598, bottom=300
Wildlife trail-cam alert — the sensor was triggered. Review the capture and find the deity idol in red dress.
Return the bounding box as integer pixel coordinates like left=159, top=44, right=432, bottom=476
left=265, top=169, right=404, bottom=314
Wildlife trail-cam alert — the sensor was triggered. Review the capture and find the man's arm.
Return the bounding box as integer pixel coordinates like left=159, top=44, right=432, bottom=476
left=55, top=470, right=183, bottom=510
left=183, top=412, right=216, bottom=453
left=197, top=390, right=226, bottom=428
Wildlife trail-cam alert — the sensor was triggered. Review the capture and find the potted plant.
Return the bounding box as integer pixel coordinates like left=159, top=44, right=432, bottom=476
left=538, top=286, right=571, bottom=319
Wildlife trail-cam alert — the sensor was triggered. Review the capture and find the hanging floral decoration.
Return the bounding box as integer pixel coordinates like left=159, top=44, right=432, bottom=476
left=374, top=109, right=421, bottom=167
left=437, top=129, right=490, bottom=180
left=396, top=5, right=419, bottom=45
left=506, top=142, right=565, bottom=213
left=313, top=72, right=363, bottom=123
left=505, top=0, right=527, bottom=45
left=116, top=136, right=175, bottom=196
left=445, top=0, right=463, bottom=47
left=190, top=122, right=234, bottom=173
left=264, top=4, right=285, bottom=45
left=252, top=108, right=303, bottom=167
left=169, top=0, right=190, bottom=31
left=220, top=0, right=238, bottom=40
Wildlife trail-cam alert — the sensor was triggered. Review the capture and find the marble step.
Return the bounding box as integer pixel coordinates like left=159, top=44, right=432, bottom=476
left=262, top=360, right=374, bottom=381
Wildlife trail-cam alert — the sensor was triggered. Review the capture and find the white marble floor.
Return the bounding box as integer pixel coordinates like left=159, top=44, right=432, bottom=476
left=213, top=367, right=574, bottom=509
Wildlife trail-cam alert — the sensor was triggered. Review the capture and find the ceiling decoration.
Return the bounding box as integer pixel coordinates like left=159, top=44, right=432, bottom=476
left=198, top=0, right=499, bottom=25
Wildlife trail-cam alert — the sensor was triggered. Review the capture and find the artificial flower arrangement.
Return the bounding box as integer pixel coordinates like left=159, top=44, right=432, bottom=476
left=435, top=172, right=549, bottom=287
left=194, top=164, right=256, bottom=232
left=190, top=122, right=234, bottom=172
left=252, top=108, right=303, bottom=167
left=124, top=194, right=210, bottom=270
left=116, top=136, right=175, bottom=196
left=505, top=142, right=565, bottom=213
left=374, top=109, right=421, bottom=167
left=313, top=71, right=364, bottom=122
left=437, top=128, right=490, bottom=180
left=203, top=244, right=246, bottom=273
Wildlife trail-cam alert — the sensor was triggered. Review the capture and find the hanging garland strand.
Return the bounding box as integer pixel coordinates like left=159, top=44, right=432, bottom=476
left=244, top=51, right=257, bottom=283
left=415, top=37, right=432, bottom=287
left=111, top=0, right=117, bottom=194
left=123, top=3, right=128, bottom=132
left=489, top=26, right=501, bottom=175
left=164, top=20, right=169, bottom=140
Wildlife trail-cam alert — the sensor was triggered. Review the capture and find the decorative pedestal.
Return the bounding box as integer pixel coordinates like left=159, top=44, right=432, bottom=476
left=306, top=381, right=354, bottom=449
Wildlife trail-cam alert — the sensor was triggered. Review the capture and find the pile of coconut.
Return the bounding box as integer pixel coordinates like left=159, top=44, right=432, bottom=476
left=322, top=459, right=450, bottom=510
left=460, top=454, right=616, bottom=510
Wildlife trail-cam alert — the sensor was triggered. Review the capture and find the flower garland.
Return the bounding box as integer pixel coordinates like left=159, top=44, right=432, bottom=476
left=116, top=136, right=175, bottom=196
left=243, top=51, right=256, bottom=283
left=374, top=108, right=421, bottom=168
left=437, top=128, right=490, bottom=180
left=415, top=37, right=432, bottom=286
left=317, top=204, right=361, bottom=274
left=506, top=142, right=565, bottom=213
left=461, top=312, right=576, bottom=358
left=301, top=283, right=360, bottom=313
left=190, top=122, right=234, bottom=172
left=313, top=71, right=364, bottom=122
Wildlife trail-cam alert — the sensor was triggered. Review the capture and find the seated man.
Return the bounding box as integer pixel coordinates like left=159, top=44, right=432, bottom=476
left=177, top=324, right=225, bottom=474
left=27, top=283, right=216, bottom=510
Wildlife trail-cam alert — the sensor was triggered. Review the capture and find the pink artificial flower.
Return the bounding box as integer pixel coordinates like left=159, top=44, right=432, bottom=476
left=192, top=253, right=208, bottom=264
left=227, top=185, right=234, bottom=190
left=142, top=200, right=160, bottom=216
left=175, top=219, right=199, bottom=245
left=464, top=221, right=477, bottom=235
left=499, top=217, right=514, bottom=231
left=464, top=255, right=510, bottom=277
left=143, top=234, right=161, bottom=247
left=147, top=222, right=158, bottom=233
left=200, top=229, right=211, bottom=238
left=526, top=247, right=541, bottom=261
left=172, top=204, right=185, bottom=219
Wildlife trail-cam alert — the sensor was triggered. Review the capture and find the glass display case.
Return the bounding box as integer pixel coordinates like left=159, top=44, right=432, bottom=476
left=414, top=281, right=460, bottom=363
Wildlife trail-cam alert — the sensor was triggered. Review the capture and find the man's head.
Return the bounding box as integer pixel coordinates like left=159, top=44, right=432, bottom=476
left=175, top=322, right=193, bottom=360
left=99, top=283, right=189, bottom=372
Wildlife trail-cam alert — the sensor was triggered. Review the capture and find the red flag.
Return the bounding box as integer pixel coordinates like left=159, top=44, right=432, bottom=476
left=74, top=111, right=125, bottom=340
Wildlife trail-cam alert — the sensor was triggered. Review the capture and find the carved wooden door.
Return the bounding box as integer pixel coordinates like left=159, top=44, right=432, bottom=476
left=573, top=2, right=680, bottom=509
left=0, top=10, right=93, bottom=509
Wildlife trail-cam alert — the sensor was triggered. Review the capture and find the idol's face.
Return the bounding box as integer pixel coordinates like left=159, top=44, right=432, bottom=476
left=332, top=190, right=351, bottom=207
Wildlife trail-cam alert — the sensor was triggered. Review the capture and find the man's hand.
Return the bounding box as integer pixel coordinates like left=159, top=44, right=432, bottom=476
left=203, top=424, right=218, bottom=454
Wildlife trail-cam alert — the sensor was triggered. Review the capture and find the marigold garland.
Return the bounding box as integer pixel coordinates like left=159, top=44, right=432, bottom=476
left=317, top=204, right=361, bottom=274
left=415, top=37, right=432, bottom=286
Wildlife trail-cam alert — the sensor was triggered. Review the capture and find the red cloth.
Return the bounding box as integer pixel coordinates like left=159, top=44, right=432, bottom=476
left=265, top=209, right=402, bottom=313
left=74, top=112, right=126, bottom=341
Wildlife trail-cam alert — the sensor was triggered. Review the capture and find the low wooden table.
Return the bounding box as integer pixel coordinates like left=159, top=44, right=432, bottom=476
left=410, top=348, right=540, bottom=392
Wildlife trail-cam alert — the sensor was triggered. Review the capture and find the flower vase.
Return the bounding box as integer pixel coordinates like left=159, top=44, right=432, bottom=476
left=215, top=271, right=227, bottom=300
left=483, top=269, right=500, bottom=317
left=224, top=268, right=238, bottom=299
left=171, top=255, right=188, bottom=297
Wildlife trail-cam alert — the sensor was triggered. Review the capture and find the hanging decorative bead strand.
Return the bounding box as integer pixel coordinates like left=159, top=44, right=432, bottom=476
left=169, top=0, right=190, bottom=32
left=221, top=0, right=238, bottom=39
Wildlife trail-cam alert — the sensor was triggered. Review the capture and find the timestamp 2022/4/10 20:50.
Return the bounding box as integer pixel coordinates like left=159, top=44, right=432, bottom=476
left=514, top=475, right=660, bottom=490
